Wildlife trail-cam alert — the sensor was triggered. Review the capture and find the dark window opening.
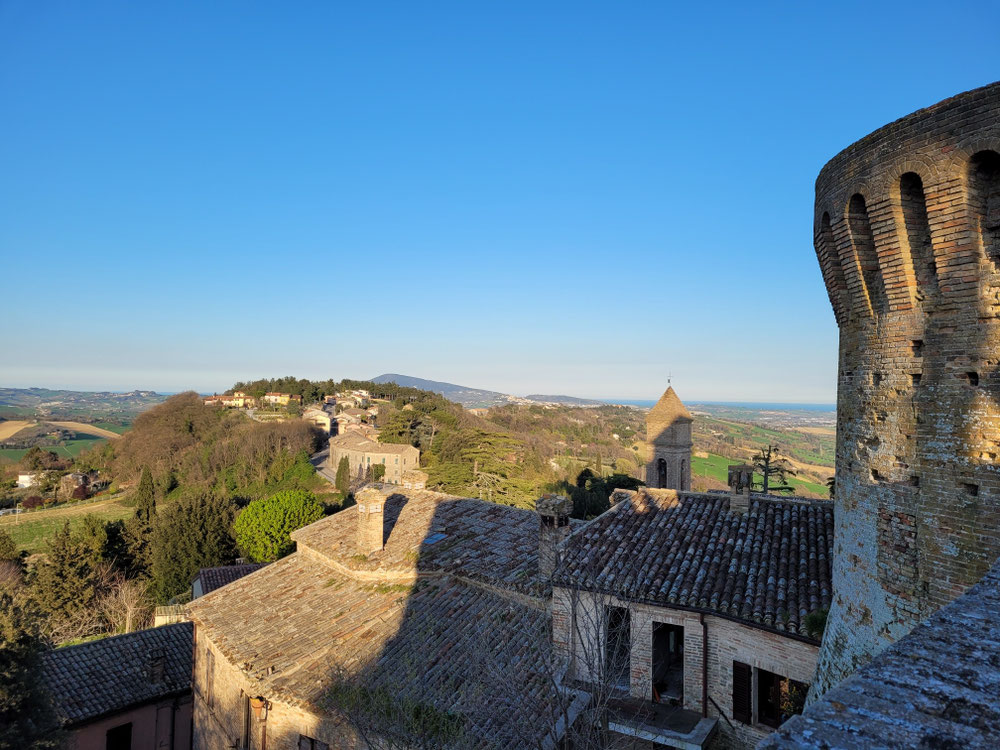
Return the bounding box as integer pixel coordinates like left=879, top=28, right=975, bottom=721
left=910, top=475, right=920, bottom=487
left=873, top=372, right=883, bottom=386
left=106, top=722, right=133, bottom=750
left=900, top=172, right=937, bottom=300
left=963, top=482, right=979, bottom=497
left=680, top=460, right=687, bottom=491
left=912, top=340, right=924, bottom=356
left=871, top=469, right=884, bottom=482
left=757, top=669, right=808, bottom=728
left=969, top=150, right=1000, bottom=265
left=298, top=736, right=329, bottom=750
left=819, top=212, right=848, bottom=318
left=652, top=622, right=684, bottom=704
left=605, top=606, right=631, bottom=688
left=912, top=373, right=922, bottom=386
left=967, top=372, right=980, bottom=386
left=656, top=458, right=667, bottom=489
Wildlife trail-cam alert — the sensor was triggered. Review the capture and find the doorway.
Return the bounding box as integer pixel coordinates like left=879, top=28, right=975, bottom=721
left=652, top=622, right=684, bottom=703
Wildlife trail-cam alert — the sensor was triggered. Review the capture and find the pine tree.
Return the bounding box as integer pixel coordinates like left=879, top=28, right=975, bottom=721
left=0, top=591, right=62, bottom=749
left=335, top=455, right=351, bottom=495
left=125, top=466, right=156, bottom=572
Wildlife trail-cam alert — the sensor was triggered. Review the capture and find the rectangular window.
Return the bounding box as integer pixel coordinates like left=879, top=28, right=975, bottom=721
left=732, top=661, right=752, bottom=723
left=106, top=722, right=132, bottom=750
left=298, top=736, right=329, bottom=750
left=206, top=649, right=215, bottom=708
left=757, top=668, right=808, bottom=728
left=605, top=605, right=630, bottom=687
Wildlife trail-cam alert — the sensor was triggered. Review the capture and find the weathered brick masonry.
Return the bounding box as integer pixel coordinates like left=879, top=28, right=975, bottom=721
left=811, top=81, right=1000, bottom=696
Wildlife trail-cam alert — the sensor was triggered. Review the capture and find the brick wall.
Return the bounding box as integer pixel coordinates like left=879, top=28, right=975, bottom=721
left=553, top=588, right=818, bottom=750
left=810, top=81, right=1000, bottom=696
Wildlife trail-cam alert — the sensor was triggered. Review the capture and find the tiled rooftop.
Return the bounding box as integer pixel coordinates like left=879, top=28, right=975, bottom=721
left=195, top=563, right=268, bottom=595
left=329, top=432, right=416, bottom=455
left=186, top=531, right=579, bottom=747
left=290, top=489, right=543, bottom=595
left=761, top=558, right=1000, bottom=750
left=41, top=623, right=193, bottom=726
left=552, top=489, right=833, bottom=636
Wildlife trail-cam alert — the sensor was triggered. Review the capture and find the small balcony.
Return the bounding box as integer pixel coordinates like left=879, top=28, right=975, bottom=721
left=606, top=696, right=718, bottom=750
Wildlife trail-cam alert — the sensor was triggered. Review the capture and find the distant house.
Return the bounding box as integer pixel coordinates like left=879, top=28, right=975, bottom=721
left=41, top=623, right=194, bottom=750
left=328, top=433, right=419, bottom=484
left=59, top=471, right=107, bottom=499
left=16, top=472, right=37, bottom=488
left=263, top=392, right=301, bottom=406
left=302, top=407, right=332, bottom=434
left=204, top=392, right=253, bottom=408
left=192, top=563, right=268, bottom=600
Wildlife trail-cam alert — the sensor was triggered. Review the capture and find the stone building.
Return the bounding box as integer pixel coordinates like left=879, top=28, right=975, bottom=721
left=551, top=487, right=833, bottom=748
left=41, top=623, right=193, bottom=750
left=645, top=386, right=693, bottom=490
left=808, top=81, right=1000, bottom=696
left=185, top=486, right=588, bottom=750
left=327, top=432, right=420, bottom=484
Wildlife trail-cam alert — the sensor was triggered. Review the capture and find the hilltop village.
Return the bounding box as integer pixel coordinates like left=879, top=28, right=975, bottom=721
left=4, top=83, right=1000, bottom=750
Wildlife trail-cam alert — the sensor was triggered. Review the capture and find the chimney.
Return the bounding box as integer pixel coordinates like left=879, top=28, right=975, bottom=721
left=147, top=648, right=165, bottom=683
left=537, top=494, right=573, bottom=580
left=356, top=486, right=390, bottom=555
left=728, top=464, right=753, bottom=515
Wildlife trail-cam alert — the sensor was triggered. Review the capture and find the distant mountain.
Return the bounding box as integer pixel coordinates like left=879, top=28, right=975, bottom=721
left=370, top=374, right=513, bottom=408
left=0, top=387, right=168, bottom=419
left=523, top=394, right=604, bottom=407
left=370, top=374, right=606, bottom=409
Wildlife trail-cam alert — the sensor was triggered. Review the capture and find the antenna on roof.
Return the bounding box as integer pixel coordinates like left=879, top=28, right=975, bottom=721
left=668, top=372, right=673, bottom=386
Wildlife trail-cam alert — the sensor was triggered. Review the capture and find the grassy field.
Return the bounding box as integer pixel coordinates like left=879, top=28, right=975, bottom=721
left=47, top=421, right=123, bottom=439
left=691, top=452, right=829, bottom=498
left=0, top=496, right=133, bottom=553
left=0, top=437, right=105, bottom=462
left=0, top=420, right=32, bottom=440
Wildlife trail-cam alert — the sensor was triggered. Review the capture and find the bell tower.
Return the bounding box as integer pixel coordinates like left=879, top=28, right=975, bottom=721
left=645, top=385, right=693, bottom=491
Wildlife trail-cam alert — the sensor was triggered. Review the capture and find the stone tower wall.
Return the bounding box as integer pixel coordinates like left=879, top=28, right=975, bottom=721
left=645, top=421, right=692, bottom=491
left=811, top=82, right=1000, bottom=696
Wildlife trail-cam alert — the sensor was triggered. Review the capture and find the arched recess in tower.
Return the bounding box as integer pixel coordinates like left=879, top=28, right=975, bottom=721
left=847, top=193, right=887, bottom=314
left=969, top=150, right=1000, bottom=266
left=818, top=212, right=849, bottom=319
left=899, top=172, right=938, bottom=302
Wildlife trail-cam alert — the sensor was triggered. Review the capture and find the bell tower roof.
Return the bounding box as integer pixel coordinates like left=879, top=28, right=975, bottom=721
left=647, top=386, right=693, bottom=426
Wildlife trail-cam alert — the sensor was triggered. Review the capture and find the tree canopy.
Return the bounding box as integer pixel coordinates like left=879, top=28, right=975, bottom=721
left=234, top=489, right=325, bottom=563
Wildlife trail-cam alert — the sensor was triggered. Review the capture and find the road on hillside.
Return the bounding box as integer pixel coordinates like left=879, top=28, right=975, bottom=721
left=310, top=448, right=339, bottom=487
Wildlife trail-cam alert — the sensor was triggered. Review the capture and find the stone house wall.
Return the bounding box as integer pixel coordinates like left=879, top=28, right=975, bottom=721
left=552, top=588, right=818, bottom=750
left=328, top=442, right=419, bottom=484
left=192, top=627, right=359, bottom=750
left=810, top=81, right=1000, bottom=695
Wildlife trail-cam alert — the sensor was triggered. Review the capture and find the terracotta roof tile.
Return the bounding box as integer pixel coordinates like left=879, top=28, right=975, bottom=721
left=196, top=563, right=268, bottom=594
left=41, top=623, right=193, bottom=726
left=552, top=489, right=833, bottom=636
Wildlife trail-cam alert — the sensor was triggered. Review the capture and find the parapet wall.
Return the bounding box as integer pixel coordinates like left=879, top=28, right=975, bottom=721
left=811, top=82, right=1000, bottom=696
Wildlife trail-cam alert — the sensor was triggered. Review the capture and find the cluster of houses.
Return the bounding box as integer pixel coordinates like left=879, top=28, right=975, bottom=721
left=202, top=391, right=303, bottom=409
left=36, top=387, right=836, bottom=750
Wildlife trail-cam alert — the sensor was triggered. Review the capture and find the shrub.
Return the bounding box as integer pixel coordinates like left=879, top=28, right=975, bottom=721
left=22, top=496, right=43, bottom=510
left=234, top=489, right=324, bottom=562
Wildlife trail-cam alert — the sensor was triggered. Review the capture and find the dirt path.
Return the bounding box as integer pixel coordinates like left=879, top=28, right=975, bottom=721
left=0, top=420, right=33, bottom=440
left=46, top=421, right=121, bottom=439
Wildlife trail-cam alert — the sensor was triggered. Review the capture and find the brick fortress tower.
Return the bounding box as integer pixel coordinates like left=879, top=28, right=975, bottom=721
left=810, top=82, right=1000, bottom=696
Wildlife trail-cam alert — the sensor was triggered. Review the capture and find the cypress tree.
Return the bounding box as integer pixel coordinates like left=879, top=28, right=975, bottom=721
left=125, top=466, right=156, bottom=572
left=29, top=523, right=98, bottom=631
left=335, top=455, right=351, bottom=495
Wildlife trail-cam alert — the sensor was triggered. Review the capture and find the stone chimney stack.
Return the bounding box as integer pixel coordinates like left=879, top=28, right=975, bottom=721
left=357, top=486, right=390, bottom=555
left=728, top=464, right=753, bottom=515
left=537, top=494, right=573, bottom=580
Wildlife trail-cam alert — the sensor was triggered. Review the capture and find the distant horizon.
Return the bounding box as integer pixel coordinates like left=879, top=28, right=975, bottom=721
left=0, top=382, right=835, bottom=410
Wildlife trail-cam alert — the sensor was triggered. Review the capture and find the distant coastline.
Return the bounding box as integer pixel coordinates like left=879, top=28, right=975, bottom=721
left=608, top=399, right=836, bottom=411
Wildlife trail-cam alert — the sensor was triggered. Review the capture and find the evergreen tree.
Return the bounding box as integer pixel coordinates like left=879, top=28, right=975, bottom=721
left=150, top=493, right=237, bottom=603
left=234, top=490, right=324, bottom=562
left=125, top=466, right=156, bottom=572
left=29, top=523, right=99, bottom=638
left=0, top=591, right=62, bottom=750
left=335, top=456, right=351, bottom=495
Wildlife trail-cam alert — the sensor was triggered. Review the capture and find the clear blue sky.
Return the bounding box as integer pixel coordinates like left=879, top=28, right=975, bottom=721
left=2, top=2, right=996, bottom=402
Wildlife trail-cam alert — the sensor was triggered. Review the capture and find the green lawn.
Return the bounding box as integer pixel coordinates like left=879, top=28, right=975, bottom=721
left=692, top=452, right=829, bottom=498
left=0, top=498, right=133, bottom=554
left=0, top=437, right=105, bottom=462
left=92, top=421, right=130, bottom=435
